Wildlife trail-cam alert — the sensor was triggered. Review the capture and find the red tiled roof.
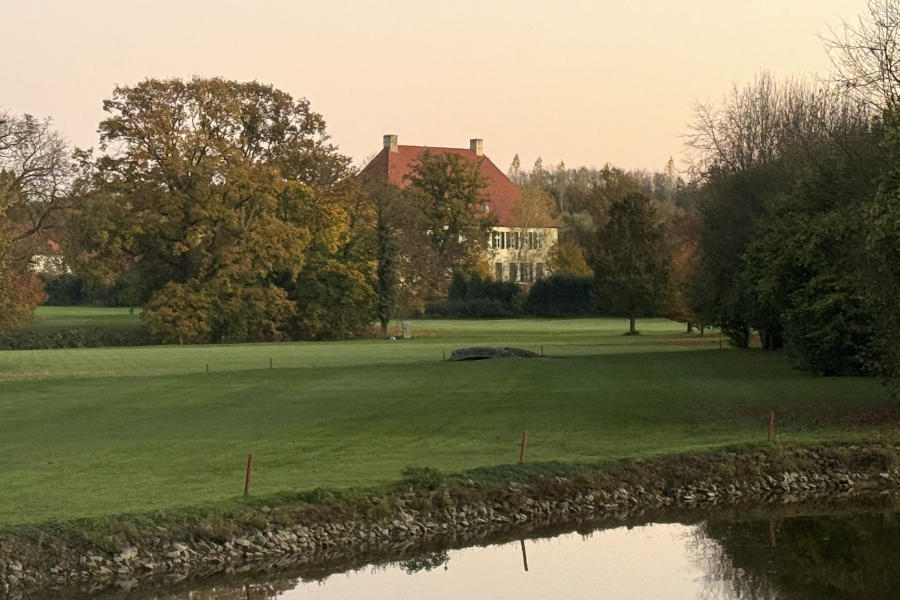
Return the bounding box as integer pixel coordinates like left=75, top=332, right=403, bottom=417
left=361, top=144, right=525, bottom=227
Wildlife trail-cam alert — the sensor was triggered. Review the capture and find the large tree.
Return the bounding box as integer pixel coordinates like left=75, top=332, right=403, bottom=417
left=744, top=138, right=885, bottom=373
left=400, top=150, right=494, bottom=301
left=825, top=0, right=900, bottom=115
left=0, top=189, right=44, bottom=334
left=72, top=77, right=355, bottom=342
left=0, top=110, right=74, bottom=264
left=664, top=212, right=702, bottom=331
left=686, top=74, right=871, bottom=348
left=0, top=109, right=72, bottom=332
left=589, top=192, right=670, bottom=335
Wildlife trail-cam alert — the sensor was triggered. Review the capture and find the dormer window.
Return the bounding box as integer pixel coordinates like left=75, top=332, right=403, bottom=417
left=481, top=203, right=490, bottom=213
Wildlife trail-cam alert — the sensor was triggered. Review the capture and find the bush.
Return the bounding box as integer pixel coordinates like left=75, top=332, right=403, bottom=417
left=143, top=278, right=295, bottom=344
left=291, top=259, right=377, bottom=340
left=425, top=297, right=520, bottom=318
left=525, top=274, right=593, bottom=317
left=400, top=466, right=446, bottom=490
left=0, top=326, right=151, bottom=350
left=426, top=272, right=525, bottom=317
left=782, top=275, right=875, bottom=375
left=40, top=274, right=84, bottom=306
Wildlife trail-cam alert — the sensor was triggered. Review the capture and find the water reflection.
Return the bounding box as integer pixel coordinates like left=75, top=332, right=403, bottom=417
left=66, top=495, right=900, bottom=599
left=281, top=523, right=711, bottom=599
left=697, top=508, right=900, bottom=599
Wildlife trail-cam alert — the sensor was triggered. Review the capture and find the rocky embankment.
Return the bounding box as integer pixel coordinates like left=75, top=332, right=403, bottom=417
left=3, top=443, right=899, bottom=598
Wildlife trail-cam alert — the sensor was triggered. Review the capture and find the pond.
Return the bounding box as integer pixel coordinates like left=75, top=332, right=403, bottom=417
left=68, top=495, right=900, bottom=599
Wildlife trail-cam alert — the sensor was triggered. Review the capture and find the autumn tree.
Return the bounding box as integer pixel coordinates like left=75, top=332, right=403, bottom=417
left=665, top=213, right=702, bottom=331
left=73, top=77, right=355, bottom=342
left=589, top=192, right=670, bottom=335
left=0, top=109, right=73, bottom=331
left=0, top=110, right=74, bottom=264
left=400, top=150, right=495, bottom=299
left=0, top=188, right=44, bottom=334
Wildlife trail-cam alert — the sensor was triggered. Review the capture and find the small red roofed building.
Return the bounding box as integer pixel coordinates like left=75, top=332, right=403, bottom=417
left=361, top=134, right=557, bottom=283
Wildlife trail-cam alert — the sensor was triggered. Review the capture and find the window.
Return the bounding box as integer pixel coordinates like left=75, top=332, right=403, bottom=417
left=492, top=231, right=512, bottom=249
left=508, top=262, right=518, bottom=282
left=495, top=262, right=503, bottom=280
left=521, top=263, right=534, bottom=282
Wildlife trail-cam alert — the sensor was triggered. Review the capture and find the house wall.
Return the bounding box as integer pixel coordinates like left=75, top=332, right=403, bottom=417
left=28, top=254, right=66, bottom=275
left=488, top=226, right=558, bottom=283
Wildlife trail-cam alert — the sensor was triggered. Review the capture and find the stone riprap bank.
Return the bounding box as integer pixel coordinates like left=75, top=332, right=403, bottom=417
left=2, top=443, right=899, bottom=598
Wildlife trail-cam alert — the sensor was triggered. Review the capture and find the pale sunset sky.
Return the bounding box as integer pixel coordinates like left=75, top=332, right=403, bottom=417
left=1, top=0, right=865, bottom=174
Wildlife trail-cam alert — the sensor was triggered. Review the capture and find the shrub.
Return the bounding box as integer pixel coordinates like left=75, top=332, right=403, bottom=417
left=401, top=466, right=446, bottom=490
left=0, top=326, right=151, bottom=350
left=40, top=274, right=85, bottom=306
left=426, top=272, right=525, bottom=317
left=525, top=274, right=593, bottom=317
left=425, top=297, right=519, bottom=318
left=143, top=278, right=295, bottom=344
left=291, top=259, right=376, bottom=340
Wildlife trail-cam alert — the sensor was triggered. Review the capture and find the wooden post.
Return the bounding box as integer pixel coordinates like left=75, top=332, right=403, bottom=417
left=768, top=411, right=775, bottom=441
left=540, top=345, right=544, bottom=357
left=269, top=357, right=273, bottom=370
left=519, top=431, right=528, bottom=464
left=520, top=539, right=529, bottom=572
left=206, top=363, right=209, bottom=373
left=244, top=453, right=253, bottom=496
left=768, top=520, right=777, bottom=548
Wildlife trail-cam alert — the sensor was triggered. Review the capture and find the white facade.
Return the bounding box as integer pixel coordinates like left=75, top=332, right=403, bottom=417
left=488, top=226, right=558, bottom=284
left=28, top=253, right=66, bottom=274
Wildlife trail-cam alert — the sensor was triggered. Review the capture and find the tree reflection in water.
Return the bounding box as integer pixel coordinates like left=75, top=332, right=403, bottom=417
left=398, top=550, right=451, bottom=574
left=62, top=498, right=900, bottom=600
left=692, top=507, right=900, bottom=599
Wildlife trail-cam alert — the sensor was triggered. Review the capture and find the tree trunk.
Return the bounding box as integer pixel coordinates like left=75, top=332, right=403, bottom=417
left=629, top=316, right=637, bottom=335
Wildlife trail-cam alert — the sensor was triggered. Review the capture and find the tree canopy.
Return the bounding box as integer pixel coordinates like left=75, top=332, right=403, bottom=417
left=588, top=192, right=670, bottom=335
left=70, top=77, right=363, bottom=342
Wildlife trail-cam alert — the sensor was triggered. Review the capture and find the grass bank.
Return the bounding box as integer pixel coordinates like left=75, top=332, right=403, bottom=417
left=0, top=311, right=895, bottom=527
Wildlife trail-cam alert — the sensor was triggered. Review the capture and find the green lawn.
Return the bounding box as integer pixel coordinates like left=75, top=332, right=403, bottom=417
left=27, top=305, right=142, bottom=331
left=0, top=310, right=893, bottom=526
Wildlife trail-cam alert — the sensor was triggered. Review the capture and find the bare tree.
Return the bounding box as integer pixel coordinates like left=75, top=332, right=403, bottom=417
left=686, top=74, right=872, bottom=178
left=0, top=109, right=74, bottom=263
left=685, top=73, right=786, bottom=177
left=824, top=0, right=900, bottom=113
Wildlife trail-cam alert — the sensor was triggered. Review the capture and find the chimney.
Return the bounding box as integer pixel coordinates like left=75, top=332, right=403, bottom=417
left=383, top=134, right=398, bottom=153
left=470, top=138, right=483, bottom=156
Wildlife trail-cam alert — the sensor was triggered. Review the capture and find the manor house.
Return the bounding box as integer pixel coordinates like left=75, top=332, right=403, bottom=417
left=361, top=135, right=557, bottom=283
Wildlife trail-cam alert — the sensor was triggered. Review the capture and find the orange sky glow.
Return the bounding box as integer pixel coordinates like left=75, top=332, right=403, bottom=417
left=1, top=0, right=865, bottom=174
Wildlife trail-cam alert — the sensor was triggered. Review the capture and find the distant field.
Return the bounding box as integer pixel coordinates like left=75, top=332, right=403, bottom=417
left=0, top=309, right=893, bottom=526
left=27, top=305, right=142, bottom=330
